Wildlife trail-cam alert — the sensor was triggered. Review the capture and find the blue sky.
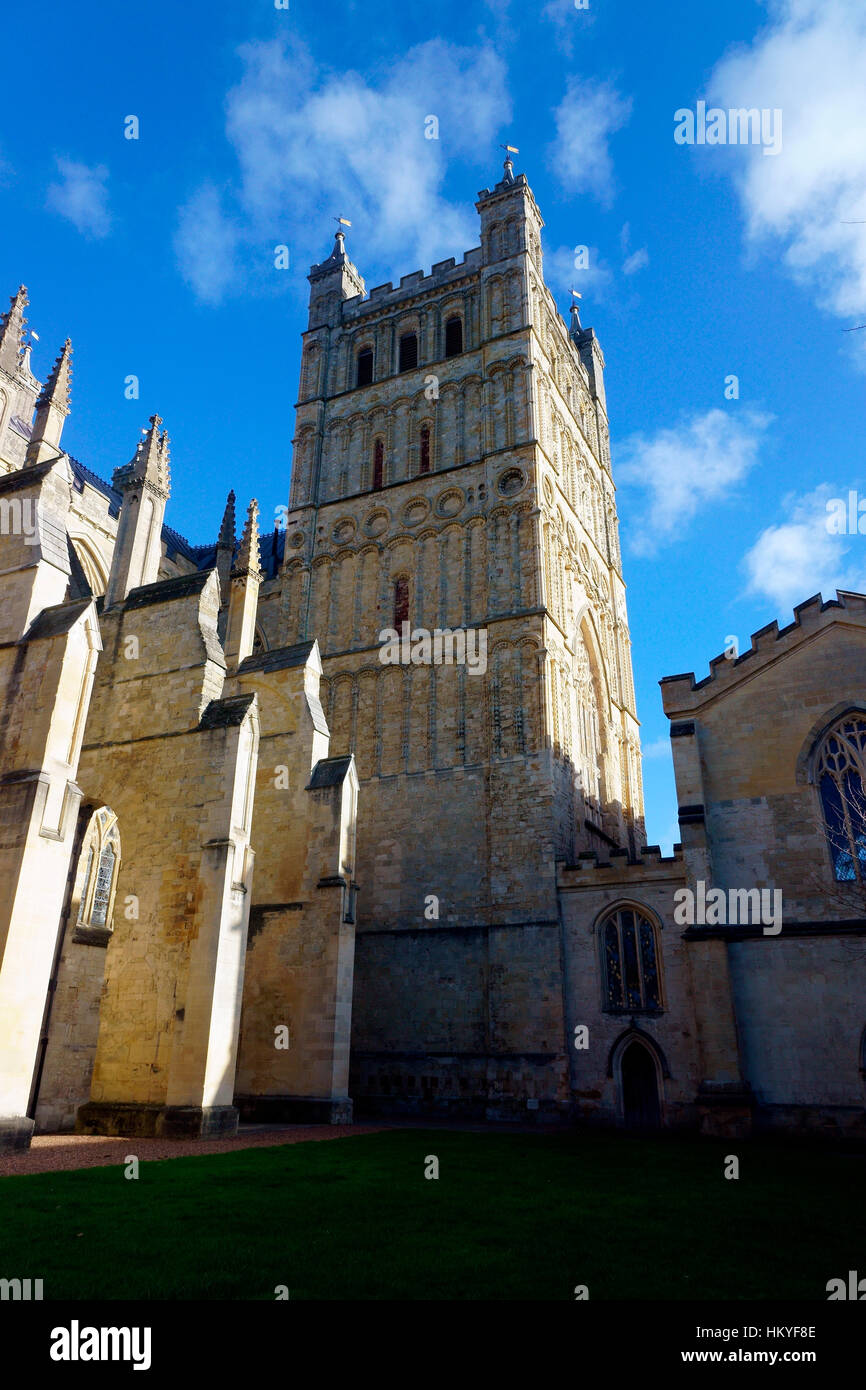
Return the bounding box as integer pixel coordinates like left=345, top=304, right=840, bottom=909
left=2, top=0, right=865, bottom=850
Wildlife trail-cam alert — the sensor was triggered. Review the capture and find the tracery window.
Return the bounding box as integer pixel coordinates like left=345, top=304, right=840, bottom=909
left=601, top=907, right=662, bottom=1012
left=816, top=715, right=866, bottom=883
left=74, top=807, right=121, bottom=942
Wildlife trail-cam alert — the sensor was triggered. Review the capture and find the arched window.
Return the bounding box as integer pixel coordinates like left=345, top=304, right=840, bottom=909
left=419, top=423, right=431, bottom=475
left=73, top=807, right=121, bottom=944
left=399, top=333, right=418, bottom=372
left=444, top=317, right=463, bottom=357
left=394, top=576, right=409, bottom=627
left=356, top=347, right=373, bottom=387
left=601, top=906, right=662, bottom=1013
left=816, top=714, right=866, bottom=882
left=372, top=438, right=384, bottom=490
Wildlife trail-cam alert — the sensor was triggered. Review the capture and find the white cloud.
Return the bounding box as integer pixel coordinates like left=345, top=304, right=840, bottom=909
left=541, top=0, right=595, bottom=52
left=708, top=0, right=866, bottom=341
left=743, top=483, right=866, bottom=610
left=46, top=158, right=111, bottom=238
left=622, top=247, right=649, bottom=276
left=177, top=37, right=511, bottom=305
left=547, top=77, right=632, bottom=207
left=616, top=408, right=772, bottom=555
left=174, top=185, right=239, bottom=306
left=545, top=243, right=614, bottom=304
left=641, top=737, right=672, bottom=760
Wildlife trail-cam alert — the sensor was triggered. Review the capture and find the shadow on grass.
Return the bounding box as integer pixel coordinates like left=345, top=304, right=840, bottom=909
left=1, top=1128, right=863, bottom=1300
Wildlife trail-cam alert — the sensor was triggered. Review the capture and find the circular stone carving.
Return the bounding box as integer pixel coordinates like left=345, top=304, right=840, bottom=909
left=288, top=531, right=305, bottom=549
left=542, top=476, right=554, bottom=507
left=332, top=518, right=356, bottom=545
left=436, top=487, right=464, bottom=518
left=402, top=497, right=430, bottom=527
left=498, top=467, right=525, bottom=498
left=364, top=508, right=390, bottom=538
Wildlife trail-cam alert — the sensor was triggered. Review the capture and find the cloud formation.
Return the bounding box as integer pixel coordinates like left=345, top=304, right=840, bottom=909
left=708, top=0, right=866, bottom=340
left=547, top=77, right=632, bottom=207
left=46, top=158, right=111, bottom=238
left=176, top=37, right=511, bottom=305
left=743, top=484, right=866, bottom=610
left=616, top=408, right=772, bottom=555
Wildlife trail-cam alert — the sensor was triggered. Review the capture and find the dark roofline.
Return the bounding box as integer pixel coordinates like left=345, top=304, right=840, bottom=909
left=68, top=456, right=201, bottom=559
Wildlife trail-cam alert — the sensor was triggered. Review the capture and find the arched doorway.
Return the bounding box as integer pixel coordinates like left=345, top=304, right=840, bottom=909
left=620, top=1040, right=661, bottom=1130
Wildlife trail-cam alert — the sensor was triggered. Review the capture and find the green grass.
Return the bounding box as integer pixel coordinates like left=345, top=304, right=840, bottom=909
left=1, top=1129, right=863, bottom=1300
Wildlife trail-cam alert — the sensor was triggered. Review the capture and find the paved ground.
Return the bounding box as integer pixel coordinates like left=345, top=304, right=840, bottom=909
left=0, top=1117, right=568, bottom=1178
left=0, top=1124, right=389, bottom=1178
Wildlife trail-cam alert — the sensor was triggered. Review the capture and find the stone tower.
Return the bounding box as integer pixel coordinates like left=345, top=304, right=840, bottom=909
left=279, top=159, right=644, bottom=1116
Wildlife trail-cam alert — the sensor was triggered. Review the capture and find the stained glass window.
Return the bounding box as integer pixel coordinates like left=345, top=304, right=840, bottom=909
left=74, top=807, right=120, bottom=935
left=816, top=716, right=866, bottom=883
left=602, top=907, right=662, bottom=1012
left=91, top=845, right=116, bottom=927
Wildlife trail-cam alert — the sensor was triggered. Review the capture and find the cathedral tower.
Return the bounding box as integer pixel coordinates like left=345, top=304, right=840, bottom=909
left=279, top=161, right=644, bottom=1116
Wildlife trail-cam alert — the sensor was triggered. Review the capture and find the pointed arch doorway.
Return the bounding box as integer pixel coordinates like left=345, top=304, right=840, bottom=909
left=620, top=1039, right=662, bottom=1130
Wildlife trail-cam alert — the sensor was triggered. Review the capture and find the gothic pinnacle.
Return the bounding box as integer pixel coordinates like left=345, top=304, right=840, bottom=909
left=233, top=498, right=262, bottom=578
left=114, top=413, right=171, bottom=496
left=218, top=490, right=237, bottom=549
left=36, top=338, right=73, bottom=415
left=0, top=286, right=28, bottom=373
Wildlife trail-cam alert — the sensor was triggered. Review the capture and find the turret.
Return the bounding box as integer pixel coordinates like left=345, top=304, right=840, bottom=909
left=476, top=153, right=544, bottom=272
left=307, top=225, right=365, bottom=331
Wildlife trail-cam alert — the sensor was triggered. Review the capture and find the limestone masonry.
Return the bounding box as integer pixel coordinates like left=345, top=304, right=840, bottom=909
left=1, top=160, right=864, bottom=1150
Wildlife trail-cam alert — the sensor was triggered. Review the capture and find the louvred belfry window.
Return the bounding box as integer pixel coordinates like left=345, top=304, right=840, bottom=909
left=399, top=333, right=418, bottom=372
left=420, top=424, right=431, bottom=475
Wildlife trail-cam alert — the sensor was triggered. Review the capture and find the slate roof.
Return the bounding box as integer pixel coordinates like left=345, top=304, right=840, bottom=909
left=67, top=455, right=285, bottom=578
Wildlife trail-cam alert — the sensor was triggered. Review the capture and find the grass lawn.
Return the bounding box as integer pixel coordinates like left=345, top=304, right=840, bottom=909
left=1, top=1128, right=862, bottom=1300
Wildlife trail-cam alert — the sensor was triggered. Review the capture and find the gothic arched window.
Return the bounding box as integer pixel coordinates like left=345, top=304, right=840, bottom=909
left=399, top=333, right=418, bottom=372
left=444, top=317, right=463, bottom=357
left=356, top=346, right=373, bottom=387
left=601, top=906, right=662, bottom=1013
left=372, top=438, right=384, bottom=491
left=419, top=423, right=431, bottom=475
left=73, top=807, right=121, bottom=944
left=394, top=576, right=409, bottom=628
left=816, top=715, right=866, bottom=883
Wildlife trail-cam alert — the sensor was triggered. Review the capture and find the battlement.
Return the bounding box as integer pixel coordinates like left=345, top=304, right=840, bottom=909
left=660, top=590, right=866, bottom=713
left=557, top=843, right=685, bottom=891
left=341, top=247, right=484, bottom=321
